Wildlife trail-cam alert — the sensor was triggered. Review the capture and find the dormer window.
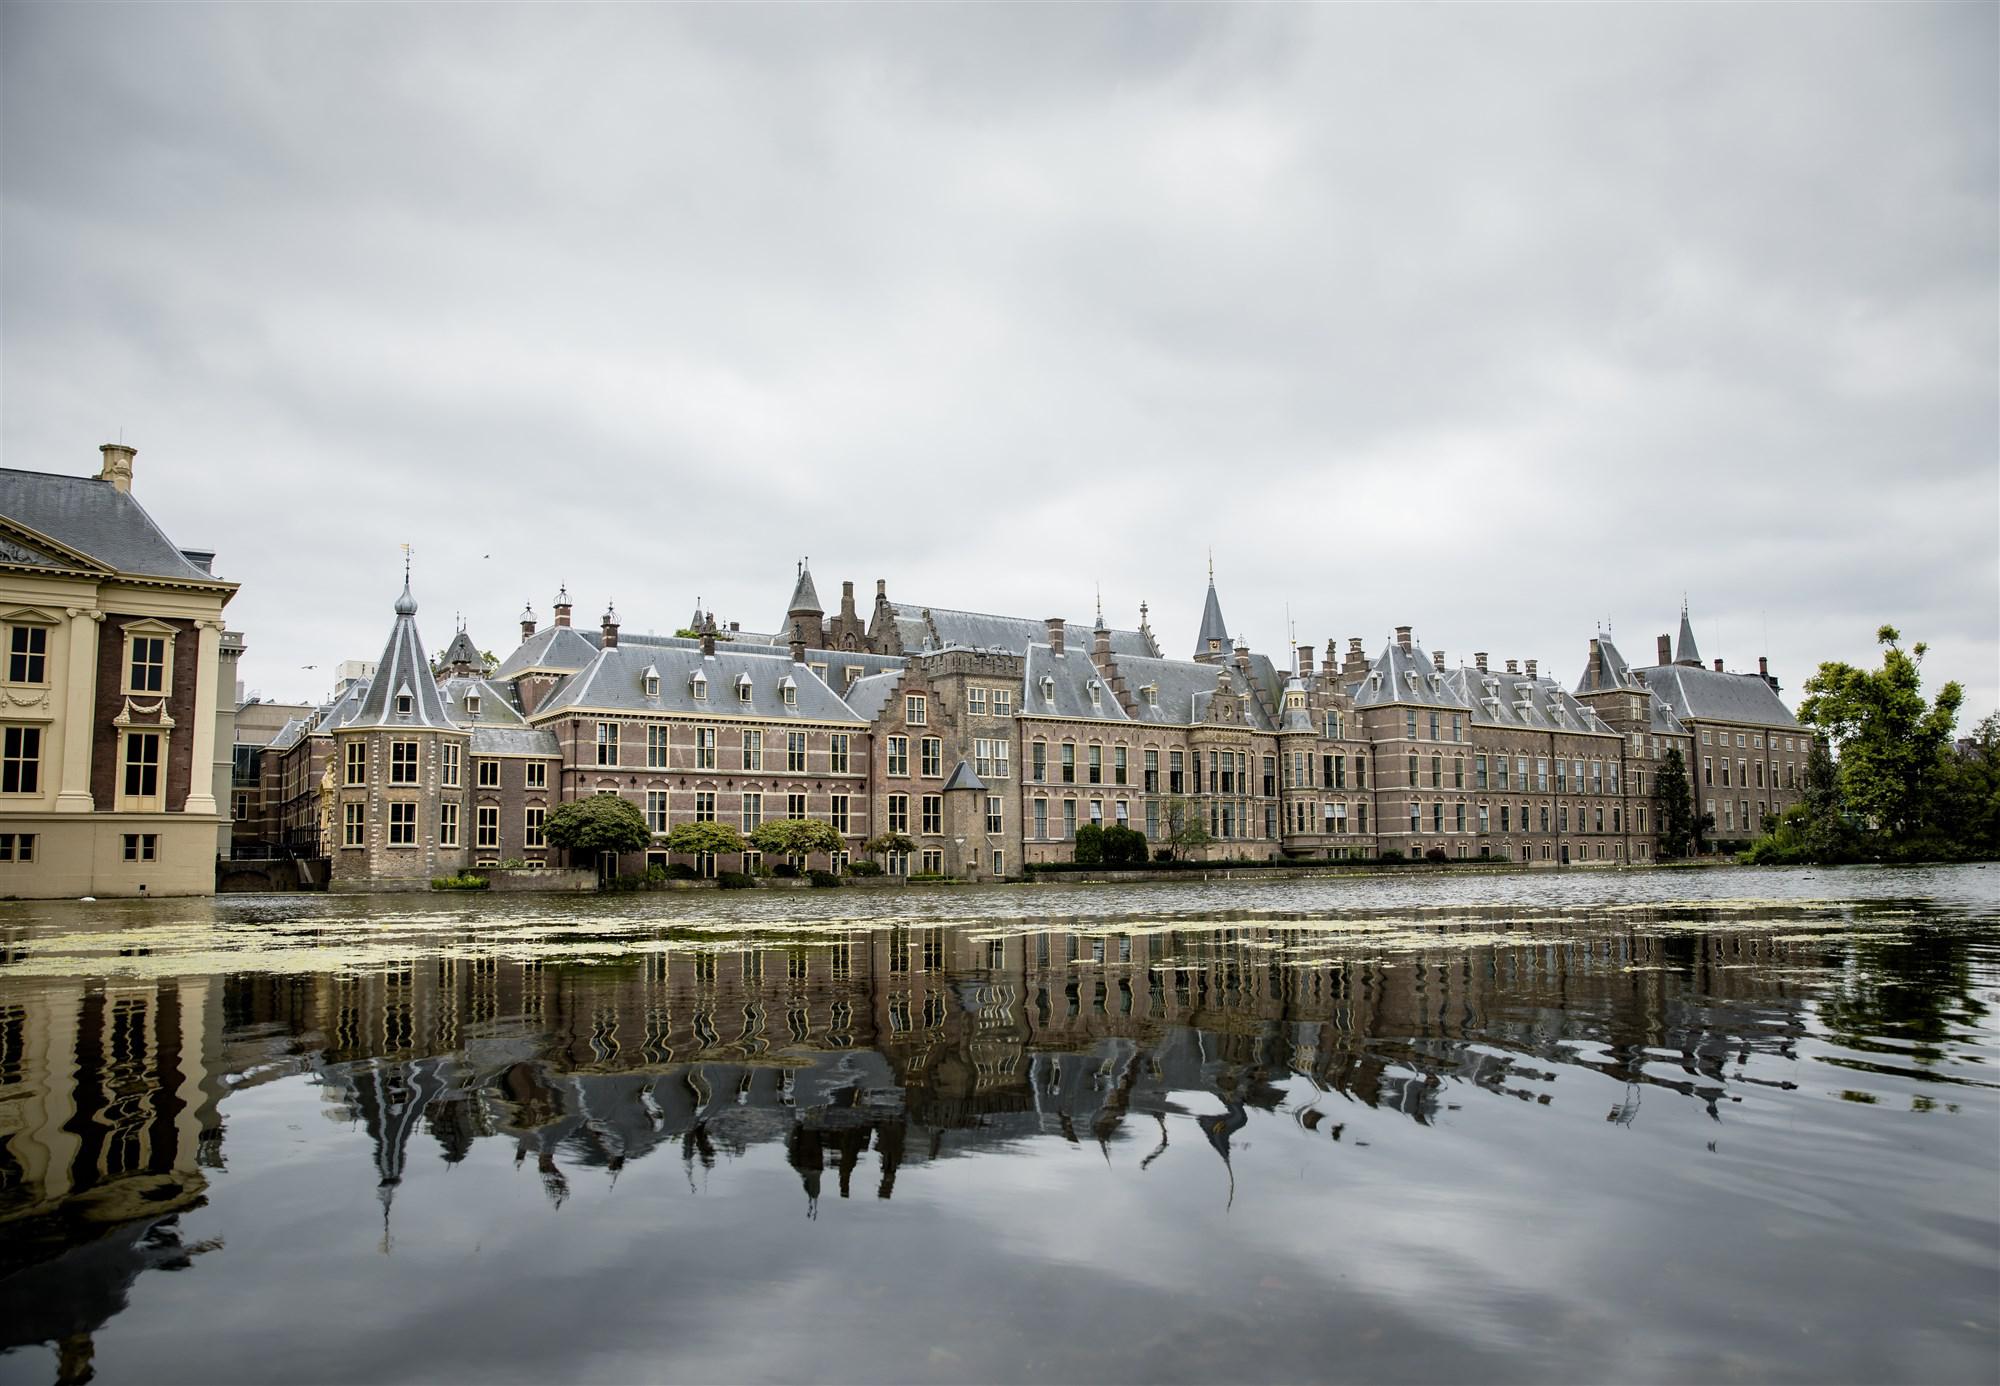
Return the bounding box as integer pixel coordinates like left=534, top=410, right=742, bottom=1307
left=781, top=676, right=798, bottom=707
left=691, top=671, right=708, bottom=700
left=1088, top=681, right=1102, bottom=709
left=644, top=675, right=660, bottom=698
left=465, top=694, right=481, bottom=718
left=1041, top=675, right=1055, bottom=702
left=737, top=673, right=753, bottom=702
left=1142, top=684, right=1158, bottom=707
left=396, top=693, right=413, bottom=716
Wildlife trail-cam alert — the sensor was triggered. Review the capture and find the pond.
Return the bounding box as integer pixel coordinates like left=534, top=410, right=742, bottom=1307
left=2, top=865, right=1996, bottom=1384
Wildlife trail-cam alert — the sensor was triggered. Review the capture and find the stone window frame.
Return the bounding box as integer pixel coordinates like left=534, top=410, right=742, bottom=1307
left=388, top=800, right=419, bottom=847
left=439, top=801, right=460, bottom=848
left=121, top=832, right=159, bottom=862
left=828, top=733, right=850, bottom=775
left=118, top=727, right=167, bottom=810
left=525, top=805, right=546, bottom=849
left=526, top=760, right=548, bottom=789
left=345, top=742, right=368, bottom=786
left=441, top=743, right=461, bottom=788
left=1, top=724, right=43, bottom=795
left=906, top=694, right=927, bottom=726
left=920, top=736, right=942, bottom=779
left=343, top=801, right=365, bottom=847
left=742, top=791, right=762, bottom=832
left=2, top=610, right=55, bottom=686
left=389, top=740, right=420, bottom=786
left=121, top=619, right=176, bottom=697
left=475, top=804, right=500, bottom=848
left=743, top=728, right=764, bottom=772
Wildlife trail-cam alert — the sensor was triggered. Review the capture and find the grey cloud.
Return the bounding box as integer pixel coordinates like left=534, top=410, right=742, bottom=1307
left=2, top=3, right=1991, bottom=713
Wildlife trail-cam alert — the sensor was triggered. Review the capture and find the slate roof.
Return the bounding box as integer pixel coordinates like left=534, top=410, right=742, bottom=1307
left=842, top=671, right=901, bottom=722
left=1443, top=667, right=1617, bottom=736
left=1099, top=653, right=1275, bottom=730
left=1021, top=645, right=1131, bottom=724
left=1630, top=663, right=1798, bottom=730
left=532, top=644, right=864, bottom=724
left=0, top=468, right=231, bottom=584
left=1574, top=636, right=1644, bottom=694
left=493, top=624, right=600, bottom=679
left=1675, top=607, right=1701, bottom=666
left=437, top=628, right=486, bottom=671
left=786, top=564, right=822, bottom=615
left=1348, top=638, right=1467, bottom=710
left=1195, top=581, right=1229, bottom=654
left=440, top=675, right=527, bottom=727
left=887, top=602, right=1157, bottom=658
left=347, top=583, right=461, bottom=731
left=266, top=716, right=312, bottom=754
left=942, top=761, right=986, bottom=792
left=471, top=726, right=562, bottom=757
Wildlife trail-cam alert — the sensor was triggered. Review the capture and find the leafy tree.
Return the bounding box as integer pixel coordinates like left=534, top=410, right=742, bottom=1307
left=1931, top=712, right=2000, bottom=860
left=665, top=821, right=748, bottom=857
left=1162, top=796, right=1212, bottom=851
left=1800, top=626, right=1963, bottom=845
left=749, top=817, right=843, bottom=860
left=1746, top=738, right=1855, bottom=864
left=1654, top=747, right=1696, bottom=858
left=544, top=796, right=651, bottom=869
left=1072, top=822, right=1105, bottom=866
left=863, top=831, right=915, bottom=865
left=1101, top=824, right=1149, bottom=866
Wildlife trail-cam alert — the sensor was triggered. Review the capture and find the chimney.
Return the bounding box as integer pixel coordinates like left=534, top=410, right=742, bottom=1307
left=1474, top=652, right=1488, bottom=673
left=1506, top=659, right=1519, bottom=675
left=1297, top=644, right=1314, bottom=676
left=1713, top=657, right=1724, bottom=672
left=729, top=621, right=740, bottom=633
left=1758, top=655, right=1768, bottom=678
left=1233, top=638, right=1251, bottom=676
left=1635, top=670, right=1647, bottom=687
left=1433, top=650, right=1445, bottom=672
left=700, top=619, right=716, bottom=657
left=1093, top=622, right=1112, bottom=662
left=553, top=586, right=572, bottom=627
left=1395, top=626, right=1412, bottom=652
left=1345, top=637, right=1366, bottom=678
left=520, top=604, right=536, bottom=642
left=1587, top=638, right=1601, bottom=690
left=98, top=443, right=136, bottom=493
left=1657, top=634, right=1672, bottom=665
left=841, top=580, right=857, bottom=620
left=600, top=603, right=619, bottom=649
left=1525, top=659, right=1538, bottom=680
left=790, top=622, right=808, bottom=664
left=1046, top=617, right=1065, bottom=656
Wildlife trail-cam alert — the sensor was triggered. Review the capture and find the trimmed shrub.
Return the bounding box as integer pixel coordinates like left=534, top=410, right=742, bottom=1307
left=431, top=873, right=489, bottom=891
left=1376, top=850, right=1405, bottom=863
left=662, top=862, right=698, bottom=880
left=772, top=863, right=801, bottom=878
left=1424, top=847, right=1449, bottom=863
left=1073, top=823, right=1105, bottom=866
left=717, top=871, right=756, bottom=889
left=807, top=869, right=843, bottom=888
left=845, top=860, right=884, bottom=877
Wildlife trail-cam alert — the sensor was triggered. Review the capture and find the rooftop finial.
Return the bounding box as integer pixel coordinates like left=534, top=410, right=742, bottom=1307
left=394, top=545, right=417, bottom=616
left=1095, top=584, right=1103, bottom=627
left=1208, top=548, right=1214, bottom=583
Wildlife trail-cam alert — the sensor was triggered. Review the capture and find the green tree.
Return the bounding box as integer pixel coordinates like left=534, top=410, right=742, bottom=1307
left=1162, top=796, right=1212, bottom=852
left=664, top=821, right=748, bottom=857
left=1929, top=711, right=2000, bottom=861
left=749, top=818, right=843, bottom=861
left=1746, top=738, right=1856, bottom=864
left=544, top=796, right=652, bottom=870
left=1654, top=747, right=1695, bottom=858
left=1072, top=822, right=1105, bottom=866
left=1101, top=823, right=1148, bottom=866
left=1799, top=626, right=1963, bottom=847
left=863, top=831, right=915, bottom=866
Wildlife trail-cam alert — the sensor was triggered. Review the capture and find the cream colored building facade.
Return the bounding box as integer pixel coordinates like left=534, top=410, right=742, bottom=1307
left=0, top=446, right=238, bottom=898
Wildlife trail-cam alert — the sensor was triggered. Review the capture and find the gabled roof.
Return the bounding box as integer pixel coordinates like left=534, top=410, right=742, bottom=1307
left=1444, top=667, right=1616, bottom=736
left=1348, top=638, right=1467, bottom=710
left=1093, top=653, right=1275, bottom=730
left=1631, top=663, right=1798, bottom=730
left=493, top=624, right=601, bottom=679
left=346, top=583, right=460, bottom=731
left=0, top=468, right=231, bottom=585
left=471, top=726, right=562, bottom=758
left=842, top=670, right=901, bottom=722
left=440, top=675, right=526, bottom=726
left=532, top=644, right=863, bottom=724
left=437, top=628, right=486, bottom=671
left=1575, top=636, right=1645, bottom=694
left=887, top=602, right=1157, bottom=658
left=1020, top=645, right=1131, bottom=723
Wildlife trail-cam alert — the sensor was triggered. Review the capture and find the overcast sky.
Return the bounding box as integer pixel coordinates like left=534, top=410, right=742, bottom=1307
left=3, top=4, right=1993, bottom=717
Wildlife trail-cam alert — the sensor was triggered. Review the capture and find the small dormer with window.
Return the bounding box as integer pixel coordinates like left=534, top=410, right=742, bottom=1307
left=690, top=670, right=708, bottom=701
left=736, top=672, right=754, bottom=703
left=780, top=675, right=798, bottom=707
left=1141, top=684, right=1158, bottom=709
left=1088, top=680, right=1102, bottom=710
left=642, top=665, right=660, bottom=699
left=465, top=692, right=481, bottom=719
left=395, top=687, right=414, bottom=717
left=1040, top=675, right=1056, bottom=704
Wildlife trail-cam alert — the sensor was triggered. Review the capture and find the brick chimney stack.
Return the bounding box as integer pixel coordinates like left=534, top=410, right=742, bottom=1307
left=98, top=442, right=136, bottom=493
left=1093, top=622, right=1112, bottom=662
left=1657, top=634, right=1672, bottom=665
left=553, top=586, right=572, bottom=628
left=1587, top=637, right=1601, bottom=690
left=1046, top=617, right=1065, bottom=656
left=1297, top=644, right=1314, bottom=676
left=1506, top=659, right=1519, bottom=675
left=600, top=603, right=619, bottom=649
left=1525, top=659, right=1538, bottom=679
left=1345, top=637, right=1366, bottom=679
left=1433, top=650, right=1445, bottom=672
left=519, top=604, right=536, bottom=643
left=790, top=622, right=808, bottom=664
left=1713, top=657, right=1724, bottom=672
left=1474, top=652, right=1488, bottom=673
left=1395, top=626, right=1413, bottom=653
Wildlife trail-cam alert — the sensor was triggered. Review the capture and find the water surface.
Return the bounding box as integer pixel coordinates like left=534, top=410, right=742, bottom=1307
left=2, top=866, right=1996, bottom=1384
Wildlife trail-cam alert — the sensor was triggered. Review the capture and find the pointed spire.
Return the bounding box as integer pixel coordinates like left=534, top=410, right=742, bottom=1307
left=1094, top=585, right=1105, bottom=631
left=1194, top=566, right=1229, bottom=661
left=1676, top=602, right=1701, bottom=666
left=787, top=559, right=822, bottom=618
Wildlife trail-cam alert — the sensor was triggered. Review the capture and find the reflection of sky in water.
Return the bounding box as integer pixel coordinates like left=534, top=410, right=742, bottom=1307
left=1, top=865, right=1995, bottom=1385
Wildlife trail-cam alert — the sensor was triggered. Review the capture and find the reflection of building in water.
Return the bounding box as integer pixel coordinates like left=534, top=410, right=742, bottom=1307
left=0, top=976, right=228, bottom=1378
left=229, top=917, right=1825, bottom=1223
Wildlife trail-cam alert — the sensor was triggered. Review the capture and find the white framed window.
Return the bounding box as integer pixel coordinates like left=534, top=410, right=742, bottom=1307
left=395, top=694, right=412, bottom=716
left=691, top=671, right=708, bottom=701
left=390, top=741, right=419, bottom=785
left=743, top=791, right=763, bottom=831
left=122, top=730, right=163, bottom=805
left=476, top=805, right=499, bottom=848
left=886, top=736, right=909, bottom=777
left=441, top=743, right=461, bottom=787
left=695, top=726, right=716, bottom=769
left=968, top=687, right=987, bottom=716
left=743, top=729, right=763, bottom=771
left=787, top=792, right=807, bottom=819
left=886, top=794, right=908, bottom=833
left=788, top=731, right=807, bottom=772
left=986, top=795, right=1003, bottom=834
left=525, top=806, right=546, bottom=848
left=647, top=790, right=670, bottom=833
left=478, top=759, right=500, bottom=788
left=122, top=832, right=158, bottom=862
left=921, top=795, right=942, bottom=834
left=344, top=741, right=367, bottom=786
left=830, top=794, right=849, bottom=834
left=125, top=629, right=169, bottom=694
left=737, top=673, right=754, bottom=703
left=829, top=734, right=850, bottom=774
left=596, top=722, right=620, bottom=766
left=906, top=694, right=927, bottom=726
left=343, top=801, right=365, bottom=847
left=647, top=725, right=669, bottom=768
left=526, top=761, right=547, bottom=789
left=992, top=690, right=1012, bottom=717
left=5, top=623, right=48, bottom=685
left=921, top=737, right=942, bottom=778
left=390, top=801, right=418, bottom=846
left=439, top=802, right=460, bottom=848
left=1, top=725, right=42, bottom=795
